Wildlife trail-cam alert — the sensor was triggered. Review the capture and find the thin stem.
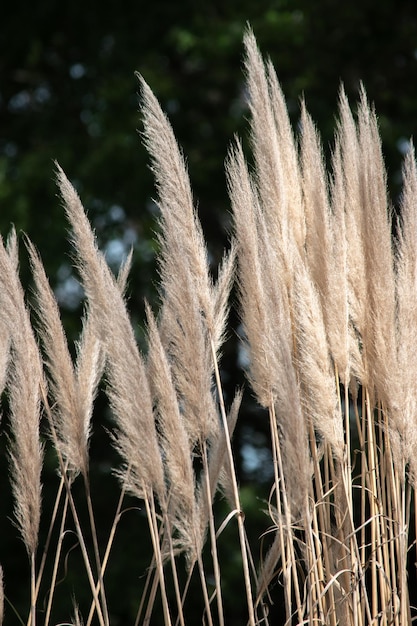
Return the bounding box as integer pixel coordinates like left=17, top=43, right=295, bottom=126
left=196, top=554, right=214, bottom=626
left=144, top=492, right=172, bottom=626
left=84, top=477, right=109, bottom=626
left=269, top=401, right=303, bottom=624
left=44, top=492, right=70, bottom=626
left=304, top=502, right=325, bottom=624
left=267, top=405, right=290, bottom=619
left=209, top=337, right=255, bottom=626
left=164, top=521, right=186, bottom=626
left=30, top=552, right=36, bottom=626
left=201, top=440, right=224, bottom=626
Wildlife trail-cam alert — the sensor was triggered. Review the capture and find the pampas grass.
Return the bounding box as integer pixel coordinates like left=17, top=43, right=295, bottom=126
left=1, top=28, right=417, bottom=626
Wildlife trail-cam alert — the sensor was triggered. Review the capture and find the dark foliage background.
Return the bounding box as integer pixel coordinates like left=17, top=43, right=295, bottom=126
left=1, top=1, right=417, bottom=623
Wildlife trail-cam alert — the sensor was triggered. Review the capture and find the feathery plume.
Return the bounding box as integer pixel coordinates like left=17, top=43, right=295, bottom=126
left=0, top=235, right=43, bottom=558
left=210, top=244, right=236, bottom=361
left=227, top=139, right=310, bottom=513
left=55, top=164, right=164, bottom=502
left=292, top=248, right=344, bottom=459
left=243, top=28, right=305, bottom=273
left=393, top=143, right=417, bottom=478
left=157, top=270, right=218, bottom=448
left=243, top=30, right=286, bottom=251
left=139, top=75, right=223, bottom=447
left=265, top=57, right=305, bottom=252
left=299, top=102, right=331, bottom=306
left=27, top=239, right=102, bottom=478
left=139, top=75, right=214, bottom=332
left=357, top=87, right=397, bottom=406
left=337, top=88, right=368, bottom=385
left=146, top=303, right=197, bottom=553
left=327, top=137, right=351, bottom=384
left=226, top=139, right=276, bottom=406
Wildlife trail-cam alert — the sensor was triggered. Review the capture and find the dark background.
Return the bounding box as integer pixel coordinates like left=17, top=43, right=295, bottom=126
left=1, top=1, right=417, bottom=623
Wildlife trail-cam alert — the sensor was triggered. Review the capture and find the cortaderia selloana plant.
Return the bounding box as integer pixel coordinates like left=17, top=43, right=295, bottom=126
left=0, top=26, right=416, bottom=626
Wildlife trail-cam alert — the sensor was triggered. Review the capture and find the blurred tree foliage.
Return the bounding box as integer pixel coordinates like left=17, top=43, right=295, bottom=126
left=2, top=0, right=417, bottom=623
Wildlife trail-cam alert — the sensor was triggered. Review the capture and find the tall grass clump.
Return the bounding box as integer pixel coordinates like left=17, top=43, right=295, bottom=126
left=1, top=28, right=416, bottom=625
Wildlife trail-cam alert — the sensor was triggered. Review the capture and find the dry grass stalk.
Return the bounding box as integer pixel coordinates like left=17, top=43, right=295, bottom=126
left=139, top=75, right=222, bottom=450
left=327, top=138, right=351, bottom=385
left=0, top=236, right=43, bottom=561
left=299, top=101, right=332, bottom=306
left=56, top=166, right=170, bottom=625
left=337, top=88, right=368, bottom=385
left=396, top=143, right=417, bottom=484
left=140, top=73, right=256, bottom=625
left=138, top=76, right=214, bottom=333
left=56, top=164, right=165, bottom=503
left=27, top=239, right=103, bottom=479
left=291, top=247, right=344, bottom=461
left=158, top=271, right=218, bottom=448
left=145, top=303, right=197, bottom=559
left=265, top=57, right=306, bottom=253
left=0, top=234, right=43, bottom=626
left=228, top=138, right=310, bottom=520
left=229, top=38, right=319, bottom=623
left=357, top=90, right=398, bottom=410
left=243, top=29, right=305, bottom=266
